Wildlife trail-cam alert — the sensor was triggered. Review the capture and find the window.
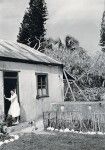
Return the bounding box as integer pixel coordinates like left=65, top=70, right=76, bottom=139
left=36, top=73, right=48, bottom=98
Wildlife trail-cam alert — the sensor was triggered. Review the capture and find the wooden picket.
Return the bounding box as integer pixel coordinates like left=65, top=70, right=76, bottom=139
left=43, top=111, right=105, bottom=133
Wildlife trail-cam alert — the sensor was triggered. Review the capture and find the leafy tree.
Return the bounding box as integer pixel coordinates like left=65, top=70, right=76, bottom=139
left=44, top=36, right=91, bottom=78
left=100, top=11, right=105, bottom=51
left=17, top=0, right=47, bottom=52
left=65, top=35, right=79, bottom=50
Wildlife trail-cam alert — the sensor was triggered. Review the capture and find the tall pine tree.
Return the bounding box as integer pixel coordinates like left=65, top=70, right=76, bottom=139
left=17, top=0, right=47, bottom=52
left=100, top=11, right=105, bottom=51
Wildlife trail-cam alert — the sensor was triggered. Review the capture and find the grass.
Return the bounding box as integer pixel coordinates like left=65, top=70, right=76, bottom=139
left=1, top=132, right=105, bottom=150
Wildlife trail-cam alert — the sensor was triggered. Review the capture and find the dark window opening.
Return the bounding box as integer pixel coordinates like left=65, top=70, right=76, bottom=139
left=36, top=74, right=48, bottom=98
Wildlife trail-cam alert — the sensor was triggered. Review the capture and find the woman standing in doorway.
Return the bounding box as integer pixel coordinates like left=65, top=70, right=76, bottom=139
left=4, top=89, right=20, bottom=125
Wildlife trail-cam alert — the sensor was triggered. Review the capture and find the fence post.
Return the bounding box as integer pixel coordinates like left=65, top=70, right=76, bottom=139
left=48, top=112, right=50, bottom=127
left=43, top=112, right=44, bottom=121
left=55, top=111, right=58, bottom=128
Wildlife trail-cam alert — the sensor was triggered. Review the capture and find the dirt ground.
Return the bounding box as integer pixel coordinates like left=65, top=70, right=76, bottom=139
left=1, top=132, right=105, bottom=150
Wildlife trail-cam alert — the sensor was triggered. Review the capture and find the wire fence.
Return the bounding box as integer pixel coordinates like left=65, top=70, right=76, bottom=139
left=43, top=111, right=105, bottom=133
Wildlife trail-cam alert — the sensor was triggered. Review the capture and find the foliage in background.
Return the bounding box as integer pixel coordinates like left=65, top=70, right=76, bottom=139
left=65, top=87, right=105, bottom=102
left=84, top=51, right=105, bottom=87
left=100, top=11, right=105, bottom=52
left=44, top=35, right=91, bottom=79
left=44, top=35, right=105, bottom=101
left=44, top=35, right=105, bottom=87
left=17, top=0, right=47, bottom=52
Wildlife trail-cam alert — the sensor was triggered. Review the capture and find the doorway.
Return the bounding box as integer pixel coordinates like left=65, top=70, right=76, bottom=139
left=3, top=71, right=19, bottom=118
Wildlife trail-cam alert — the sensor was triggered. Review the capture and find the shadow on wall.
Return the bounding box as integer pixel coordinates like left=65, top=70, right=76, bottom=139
left=0, top=105, right=4, bottom=122
left=20, top=105, right=27, bottom=122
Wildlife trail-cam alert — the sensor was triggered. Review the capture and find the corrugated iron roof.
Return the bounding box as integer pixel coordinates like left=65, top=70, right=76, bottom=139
left=0, top=40, right=63, bottom=66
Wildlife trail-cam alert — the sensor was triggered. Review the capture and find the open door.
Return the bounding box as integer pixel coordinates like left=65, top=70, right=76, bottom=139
left=3, top=71, right=19, bottom=118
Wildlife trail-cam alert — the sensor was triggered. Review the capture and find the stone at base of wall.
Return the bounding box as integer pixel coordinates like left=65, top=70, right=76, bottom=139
left=35, top=119, right=44, bottom=132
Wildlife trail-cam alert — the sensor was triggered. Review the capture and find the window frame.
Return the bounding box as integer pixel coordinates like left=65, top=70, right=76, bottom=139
left=36, top=73, right=49, bottom=99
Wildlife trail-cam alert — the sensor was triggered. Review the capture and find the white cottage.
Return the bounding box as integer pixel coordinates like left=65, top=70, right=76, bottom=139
left=0, top=40, right=64, bottom=122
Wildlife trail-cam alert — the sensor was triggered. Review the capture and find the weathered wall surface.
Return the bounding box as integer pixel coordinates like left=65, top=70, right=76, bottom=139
left=0, top=61, right=64, bottom=121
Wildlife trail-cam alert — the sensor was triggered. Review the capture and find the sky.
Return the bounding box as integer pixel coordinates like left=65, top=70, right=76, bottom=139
left=0, top=0, right=104, bottom=55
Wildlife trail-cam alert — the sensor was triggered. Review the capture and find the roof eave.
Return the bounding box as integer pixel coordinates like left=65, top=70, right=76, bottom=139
left=0, top=56, right=63, bottom=68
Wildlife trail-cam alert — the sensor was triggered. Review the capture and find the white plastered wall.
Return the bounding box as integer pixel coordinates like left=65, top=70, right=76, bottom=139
left=0, top=61, right=64, bottom=121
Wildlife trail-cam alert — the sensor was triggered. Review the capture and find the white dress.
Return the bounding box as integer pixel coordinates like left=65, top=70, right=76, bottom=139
left=8, top=93, right=20, bottom=118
